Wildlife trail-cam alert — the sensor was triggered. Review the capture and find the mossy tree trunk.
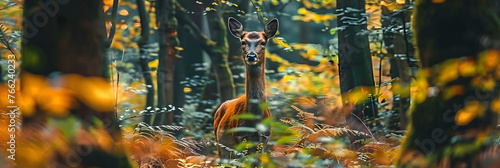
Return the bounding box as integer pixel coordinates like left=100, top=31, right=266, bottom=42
left=206, top=12, right=235, bottom=103
left=337, top=0, right=377, bottom=137
left=21, top=0, right=130, bottom=167
left=154, top=0, right=180, bottom=125
left=381, top=4, right=411, bottom=131
left=175, top=3, right=235, bottom=103
left=399, top=0, right=500, bottom=167
left=136, top=0, right=155, bottom=124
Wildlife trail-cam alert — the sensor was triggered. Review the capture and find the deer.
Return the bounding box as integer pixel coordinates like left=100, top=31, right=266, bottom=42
left=213, top=17, right=278, bottom=159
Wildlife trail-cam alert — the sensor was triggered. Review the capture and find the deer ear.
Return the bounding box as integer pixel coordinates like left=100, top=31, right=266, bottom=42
left=264, top=18, right=279, bottom=39
left=228, top=17, right=245, bottom=39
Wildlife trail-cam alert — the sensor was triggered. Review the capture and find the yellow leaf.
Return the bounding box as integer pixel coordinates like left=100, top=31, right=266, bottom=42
left=307, top=49, right=318, bottom=58
left=481, top=77, right=495, bottom=91
left=283, top=75, right=291, bottom=82
left=481, top=50, right=500, bottom=72
left=259, top=153, right=270, bottom=164
left=273, top=38, right=290, bottom=48
left=18, top=93, right=36, bottom=117
left=111, top=41, right=124, bottom=51
left=491, top=98, right=500, bottom=114
left=458, top=58, right=476, bottom=77
left=36, top=88, right=75, bottom=117
left=345, top=87, right=371, bottom=104
left=443, top=85, right=464, bottom=100
left=298, top=8, right=307, bottom=15
left=294, top=97, right=316, bottom=108
left=184, top=87, right=192, bottom=93
left=64, top=74, right=114, bottom=112
left=432, top=0, right=446, bottom=3
left=455, top=101, right=483, bottom=126
left=437, top=59, right=458, bottom=85
left=119, top=9, right=129, bottom=16
left=278, top=66, right=286, bottom=72
left=413, top=71, right=429, bottom=104
left=148, top=59, right=159, bottom=68
left=272, top=0, right=279, bottom=5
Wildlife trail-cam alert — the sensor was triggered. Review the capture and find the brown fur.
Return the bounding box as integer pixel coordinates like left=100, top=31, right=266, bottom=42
left=214, top=17, right=278, bottom=159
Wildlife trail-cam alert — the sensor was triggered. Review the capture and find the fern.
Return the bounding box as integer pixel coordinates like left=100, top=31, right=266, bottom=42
left=0, top=22, right=15, bottom=56
left=288, top=125, right=315, bottom=140
left=296, top=127, right=370, bottom=145
left=125, top=122, right=209, bottom=167
left=291, top=105, right=317, bottom=121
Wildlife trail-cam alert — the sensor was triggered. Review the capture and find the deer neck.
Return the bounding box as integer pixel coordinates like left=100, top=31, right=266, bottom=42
left=245, top=62, right=266, bottom=115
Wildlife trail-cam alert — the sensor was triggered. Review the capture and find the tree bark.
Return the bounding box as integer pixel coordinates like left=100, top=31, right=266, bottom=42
left=381, top=4, right=410, bottom=131
left=337, top=0, right=377, bottom=138
left=136, top=0, right=155, bottom=124
left=175, top=3, right=235, bottom=103
left=21, top=0, right=130, bottom=167
left=154, top=0, right=180, bottom=125
left=224, top=0, right=250, bottom=94
left=399, top=0, right=500, bottom=166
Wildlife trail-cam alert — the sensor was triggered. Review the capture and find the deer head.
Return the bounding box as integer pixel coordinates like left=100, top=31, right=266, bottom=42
left=228, top=17, right=279, bottom=66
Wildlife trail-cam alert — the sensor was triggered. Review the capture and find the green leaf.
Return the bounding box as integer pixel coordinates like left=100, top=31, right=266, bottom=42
left=227, top=127, right=257, bottom=133
left=259, top=102, right=268, bottom=110
left=276, top=136, right=297, bottom=145
left=235, top=141, right=255, bottom=151
left=48, top=115, right=81, bottom=140
left=330, top=28, right=336, bottom=35
left=234, top=113, right=261, bottom=120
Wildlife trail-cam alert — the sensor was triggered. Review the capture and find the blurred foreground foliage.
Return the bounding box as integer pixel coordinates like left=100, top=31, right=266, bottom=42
left=1, top=0, right=500, bottom=167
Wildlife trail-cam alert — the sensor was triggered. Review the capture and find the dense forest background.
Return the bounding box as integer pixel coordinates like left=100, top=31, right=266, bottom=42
left=1, top=0, right=500, bottom=167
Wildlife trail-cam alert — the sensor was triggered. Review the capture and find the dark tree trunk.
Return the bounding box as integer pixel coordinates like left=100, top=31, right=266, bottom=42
left=206, top=12, right=235, bottom=103
left=175, top=3, right=235, bottom=103
left=381, top=5, right=411, bottom=131
left=224, top=0, right=250, bottom=94
left=154, top=0, right=180, bottom=125
left=177, top=0, right=211, bottom=117
left=337, top=0, right=377, bottom=138
left=21, top=0, right=130, bottom=167
left=399, top=0, right=500, bottom=167
left=136, top=0, right=155, bottom=124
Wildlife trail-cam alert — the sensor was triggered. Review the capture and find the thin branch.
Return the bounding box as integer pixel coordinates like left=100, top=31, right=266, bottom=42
left=378, top=57, right=383, bottom=95
left=249, top=0, right=265, bottom=26
left=351, top=113, right=377, bottom=141
left=174, top=2, right=220, bottom=57
left=0, top=23, right=16, bottom=58
left=105, top=0, right=120, bottom=48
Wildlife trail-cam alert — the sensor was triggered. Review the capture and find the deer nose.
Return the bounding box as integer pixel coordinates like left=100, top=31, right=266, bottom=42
left=247, top=53, right=257, bottom=62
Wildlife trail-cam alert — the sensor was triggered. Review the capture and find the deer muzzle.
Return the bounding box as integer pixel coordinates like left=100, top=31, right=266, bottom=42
left=246, top=52, right=258, bottom=65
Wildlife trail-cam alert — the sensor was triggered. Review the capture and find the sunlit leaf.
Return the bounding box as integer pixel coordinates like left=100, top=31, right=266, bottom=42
left=233, top=113, right=260, bottom=120
left=273, top=37, right=290, bottom=49
left=119, top=9, right=129, bottom=16
left=235, top=141, right=254, bottom=151
left=455, top=101, right=483, bottom=126
left=183, top=87, right=192, bottom=93
left=226, top=127, right=257, bottom=133
left=148, top=59, right=159, bottom=68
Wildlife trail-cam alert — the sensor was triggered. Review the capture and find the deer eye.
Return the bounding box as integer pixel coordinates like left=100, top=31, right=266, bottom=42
left=241, top=41, right=246, bottom=46
left=261, top=42, right=266, bottom=45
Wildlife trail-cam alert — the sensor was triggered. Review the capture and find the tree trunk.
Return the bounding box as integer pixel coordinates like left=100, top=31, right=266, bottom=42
left=381, top=5, right=410, bottom=131
left=155, top=0, right=180, bottom=125
left=224, top=0, right=250, bottom=95
left=207, top=12, right=235, bottom=102
left=337, top=0, right=377, bottom=137
left=399, top=0, right=500, bottom=167
left=136, top=0, right=155, bottom=124
left=21, top=0, right=130, bottom=167
left=175, top=3, right=235, bottom=103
